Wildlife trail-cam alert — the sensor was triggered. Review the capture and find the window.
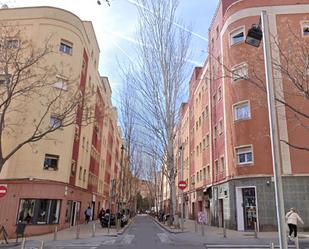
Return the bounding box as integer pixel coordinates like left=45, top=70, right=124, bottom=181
left=197, top=172, right=199, bottom=182
left=203, top=138, right=206, bottom=150
left=216, top=25, right=220, bottom=38
left=6, top=39, right=19, bottom=49
left=219, top=120, right=223, bottom=135
left=213, top=93, right=217, bottom=105
left=205, top=106, right=209, bottom=118
left=199, top=142, right=202, bottom=153
left=79, top=167, right=82, bottom=180
left=59, top=40, right=73, bottom=55
left=214, top=126, right=218, bottom=139
left=234, top=101, right=250, bottom=121
left=230, top=27, right=245, bottom=45
left=232, top=63, right=248, bottom=81
left=302, top=23, right=309, bottom=36
left=203, top=168, right=206, bottom=180
left=199, top=116, right=201, bottom=126
left=0, top=74, right=11, bottom=85
left=218, top=86, right=222, bottom=101
left=54, top=76, right=68, bottom=90
left=83, top=169, right=86, bottom=182
left=206, top=134, right=209, bottom=147
left=236, top=146, right=253, bottom=165
left=207, top=165, right=210, bottom=179
left=43, top=154, right=59, bottom=170
left=17, top=199, right=61, bottom=224
left=215, top=160, right=219, bottom=174
left=202, top=111, right=205, bottom=120
left=221, top=157, right=225, bottom=173
left=49, top=115, right=62, bottom=129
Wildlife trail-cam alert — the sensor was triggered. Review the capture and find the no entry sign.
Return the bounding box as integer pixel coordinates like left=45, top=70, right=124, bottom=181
left=178, top=180, right=187, bottom=190
left=0, top=184, right=7, bottom=198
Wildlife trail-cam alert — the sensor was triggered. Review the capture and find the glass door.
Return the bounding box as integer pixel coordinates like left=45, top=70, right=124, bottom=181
left=242, top=188, right=256, bottom=230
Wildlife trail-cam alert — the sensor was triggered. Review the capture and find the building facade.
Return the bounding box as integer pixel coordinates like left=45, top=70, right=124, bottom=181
left=170, top=0, right=309, bottom=231
left=0, top=7, right=124, bottom=237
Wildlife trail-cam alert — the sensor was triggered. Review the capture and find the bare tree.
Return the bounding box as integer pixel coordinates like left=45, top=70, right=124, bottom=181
left=121, top=0, right=191, bottom=225
left=0, top=26, right=93, bottom=172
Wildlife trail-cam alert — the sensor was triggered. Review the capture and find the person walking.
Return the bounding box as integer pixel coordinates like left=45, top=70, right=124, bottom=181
left=84, top=206, right=92, bottom=224
left=286, top=208, right=304, bottom=240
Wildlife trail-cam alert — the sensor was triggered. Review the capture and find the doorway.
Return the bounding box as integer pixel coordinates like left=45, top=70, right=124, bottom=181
left=236, top=186, right=258, bottom=231
left=218, top=199, right=224, bottom=227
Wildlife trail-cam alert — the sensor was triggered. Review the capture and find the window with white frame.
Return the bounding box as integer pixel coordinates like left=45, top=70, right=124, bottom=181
left=54, top=75, right=68, bottom=90
left=230, top=27, right=245, bottom=45
left=233, top=101, right=250, bottom=121
left=302, top=23, right=309, bottom=36
left=232, top=63, right=248, bottom=81
left=236, top=146, right=253, bottom=165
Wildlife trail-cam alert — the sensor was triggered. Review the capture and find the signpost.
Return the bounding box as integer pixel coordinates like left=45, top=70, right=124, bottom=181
left=0, top=184, right=7, bottom=198
left=178, top=180, right=187, bottom=191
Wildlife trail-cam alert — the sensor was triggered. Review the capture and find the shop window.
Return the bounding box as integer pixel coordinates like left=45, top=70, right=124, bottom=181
left=17, top=199, right=61, bottom=225
left=43, top=154, right=59, bottom=170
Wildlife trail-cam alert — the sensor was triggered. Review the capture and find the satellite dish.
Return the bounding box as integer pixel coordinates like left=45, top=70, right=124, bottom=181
left=1, top=4, right=9, bottom=8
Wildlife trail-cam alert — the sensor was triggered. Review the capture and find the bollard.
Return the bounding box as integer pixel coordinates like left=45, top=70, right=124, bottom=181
left=92, top=223, right=96, bottom=237
left=53, top=226, right=58, bottom=241
left=201, top=223, right=205, bottom=236
left=269, top=242, right=274, bottom=249
left=194, top=219, right=198, bottom=233
left=254, top=221, right=258, bottom=239
left=39, top=240, right=44, bottom=249
left=76, top=224, right=80, bottom=239
left=223, top=221, right=226, bottom=238
left=295, top=236, right=300, bottom=249
left=20, top=237, right=25, bottom=249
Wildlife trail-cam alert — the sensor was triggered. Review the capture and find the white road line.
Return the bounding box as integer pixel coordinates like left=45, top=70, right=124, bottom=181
left=102, top=239, right=116, bottom=245
left=121, top=234, right=135, bottom=245
left=157, top=233, right=171, bottom=244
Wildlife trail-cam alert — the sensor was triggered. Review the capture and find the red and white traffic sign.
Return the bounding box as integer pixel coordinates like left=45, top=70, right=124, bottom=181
left=0, top=184, right=7, bottom=198
left=178, top=180, right=187, bottom=190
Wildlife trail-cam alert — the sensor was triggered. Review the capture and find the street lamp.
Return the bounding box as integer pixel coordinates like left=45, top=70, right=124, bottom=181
left=246, top=11, right=287, bottom=249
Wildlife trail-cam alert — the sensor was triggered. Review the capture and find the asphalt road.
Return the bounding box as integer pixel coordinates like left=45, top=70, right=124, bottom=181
left=99, top=214, right=205, bottom=249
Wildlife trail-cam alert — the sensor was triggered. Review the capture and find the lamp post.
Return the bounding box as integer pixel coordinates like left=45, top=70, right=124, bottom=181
left=246, top=10, right=287, bottom=249
left=179, top=145, right=184, bottom=232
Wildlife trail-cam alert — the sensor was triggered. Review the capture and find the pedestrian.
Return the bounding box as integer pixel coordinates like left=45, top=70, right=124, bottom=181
left=84, top=206, right=92, bottom=224
left=286, top=207, right=304, bottom=240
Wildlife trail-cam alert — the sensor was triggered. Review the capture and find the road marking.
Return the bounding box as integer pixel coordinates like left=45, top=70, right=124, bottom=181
left=157, top=233, right=171, bottom=244
left=102, top=239, right=116, bottom=245
left=121, top=234, right=135, bottom=245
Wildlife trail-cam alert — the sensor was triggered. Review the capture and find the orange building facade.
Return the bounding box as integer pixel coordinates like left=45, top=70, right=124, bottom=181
left=0, top=7, right=124, bottom=237
left=174, top=0, right=309, bottom=231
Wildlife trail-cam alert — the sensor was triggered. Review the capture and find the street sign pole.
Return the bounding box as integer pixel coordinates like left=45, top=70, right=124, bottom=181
left=179, top=146, right=185, bottom=232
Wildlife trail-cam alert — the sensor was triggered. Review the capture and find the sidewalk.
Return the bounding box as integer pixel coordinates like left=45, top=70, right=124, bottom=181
left=0, top=218, right=133, bottom=248
left=153, top=217, right=309, bottom=246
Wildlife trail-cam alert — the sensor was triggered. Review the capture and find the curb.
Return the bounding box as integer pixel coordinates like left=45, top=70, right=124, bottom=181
left=117, top=217, right=135, bottom=236
left=0, top=242, right=19, bottom=248
left=151, top=216, right=183, bottom=234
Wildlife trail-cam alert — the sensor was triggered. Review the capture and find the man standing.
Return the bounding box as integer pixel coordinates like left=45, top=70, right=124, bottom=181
left=286, top=208, right=304, bottom=240
left=85, top=206, right=92, bottom=224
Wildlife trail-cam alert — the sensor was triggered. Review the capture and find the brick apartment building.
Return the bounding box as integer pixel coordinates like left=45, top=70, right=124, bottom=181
left=171, top=0, right=309, bottom=231
left=0, top=7, right=124, bottom=237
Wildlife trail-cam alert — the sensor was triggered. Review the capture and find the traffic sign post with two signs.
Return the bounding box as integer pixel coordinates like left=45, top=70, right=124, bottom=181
left=0, top=184, right=7, bottom=198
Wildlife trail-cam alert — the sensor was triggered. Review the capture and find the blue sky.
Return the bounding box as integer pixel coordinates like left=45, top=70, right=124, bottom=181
left=7, top=0, right=219, bottom=105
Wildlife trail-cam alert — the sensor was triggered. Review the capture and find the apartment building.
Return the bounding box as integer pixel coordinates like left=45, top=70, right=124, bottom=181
left=0, top=7, right=123, bottom=237
left=171, top=0, right=309, bottom=231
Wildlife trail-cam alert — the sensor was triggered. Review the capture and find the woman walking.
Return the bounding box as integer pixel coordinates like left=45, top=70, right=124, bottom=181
left=286, top=208, right=304, bottom=240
